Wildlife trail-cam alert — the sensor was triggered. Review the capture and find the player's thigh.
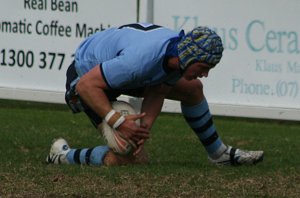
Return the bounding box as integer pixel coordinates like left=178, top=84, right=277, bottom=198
left=166, top=78, right=205, bottom=105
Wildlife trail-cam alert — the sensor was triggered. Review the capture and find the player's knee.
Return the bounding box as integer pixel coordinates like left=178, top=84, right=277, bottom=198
left=186, top=80, right=203, bottom=97
left=181, top=80, right=204, bottom=104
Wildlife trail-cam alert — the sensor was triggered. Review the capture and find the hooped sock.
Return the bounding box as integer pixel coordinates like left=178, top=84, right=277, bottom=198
left=181, top=99, right=227, bottom=159
left=66, top=145, right=109, bottom=166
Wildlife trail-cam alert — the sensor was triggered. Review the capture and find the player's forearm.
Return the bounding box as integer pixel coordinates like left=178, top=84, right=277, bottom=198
left=75, top=65, right=114, bottom=120
left=76, top=79, right=111, bottom=119
left=141, top=96, right=164, bottom=130
left=141, top=84, right=171, bottom=129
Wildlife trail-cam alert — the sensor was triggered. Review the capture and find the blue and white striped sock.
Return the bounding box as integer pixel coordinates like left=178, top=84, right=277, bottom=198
left=66, top=146, right=109, bottom=166
left=181, top=99, right=227, bottom=159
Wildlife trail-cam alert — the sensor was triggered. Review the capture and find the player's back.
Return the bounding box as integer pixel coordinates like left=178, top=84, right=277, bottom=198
left=74, top=23, right=178, bottom=76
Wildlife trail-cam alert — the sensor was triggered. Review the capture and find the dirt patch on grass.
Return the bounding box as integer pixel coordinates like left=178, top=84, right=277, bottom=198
left=1, top=170, right=300, bottom=198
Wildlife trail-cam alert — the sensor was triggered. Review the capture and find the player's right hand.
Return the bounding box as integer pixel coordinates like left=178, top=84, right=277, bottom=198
left=117, top=112, right=150, bottom=143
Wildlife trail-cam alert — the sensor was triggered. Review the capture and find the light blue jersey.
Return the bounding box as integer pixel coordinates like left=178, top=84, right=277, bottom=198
left=74, top=23, right=181, bottom=89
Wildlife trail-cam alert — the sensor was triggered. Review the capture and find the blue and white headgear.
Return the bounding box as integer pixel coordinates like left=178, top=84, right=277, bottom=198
left=177, top=26, right=224, bottom=71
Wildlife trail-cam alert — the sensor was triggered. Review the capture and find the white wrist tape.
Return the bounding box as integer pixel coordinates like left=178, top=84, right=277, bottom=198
left=104, top=109, right=116, bottom=123
left=113, top=115, right=125, bottom=129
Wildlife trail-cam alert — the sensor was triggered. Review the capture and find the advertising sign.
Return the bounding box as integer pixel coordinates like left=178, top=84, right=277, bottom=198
left=0, top=0, right=137, bottom=102
left=152, top=0, right=300, bottom=120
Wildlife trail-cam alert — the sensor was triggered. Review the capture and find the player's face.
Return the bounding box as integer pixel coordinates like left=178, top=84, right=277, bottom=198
left=183, top=62, right=211, bottom=80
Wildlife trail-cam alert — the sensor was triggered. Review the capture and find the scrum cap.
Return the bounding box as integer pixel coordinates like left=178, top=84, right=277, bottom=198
left=177, top=26, right=224, bottom=70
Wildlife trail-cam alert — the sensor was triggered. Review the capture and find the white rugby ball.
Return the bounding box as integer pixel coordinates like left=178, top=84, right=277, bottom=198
left=100, top=101, right=139, bottom=155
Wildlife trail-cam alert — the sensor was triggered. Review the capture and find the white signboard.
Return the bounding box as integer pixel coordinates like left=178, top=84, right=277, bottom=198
left=0, top=0, right=136, bottom=102
left=1, top=0, right=299, bottom=121
left=151, top=0, right=300, bottom=120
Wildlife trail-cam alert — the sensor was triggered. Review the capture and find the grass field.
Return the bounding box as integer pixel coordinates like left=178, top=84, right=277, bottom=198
left=0, top=99, right=300, bottom=197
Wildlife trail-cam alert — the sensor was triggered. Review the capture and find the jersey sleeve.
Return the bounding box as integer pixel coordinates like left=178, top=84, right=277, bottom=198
left=101, top=55, right=138, bottom=89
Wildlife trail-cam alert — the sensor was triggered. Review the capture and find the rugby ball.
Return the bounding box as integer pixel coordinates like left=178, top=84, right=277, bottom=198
left=100, top=101, right=139, bottom=155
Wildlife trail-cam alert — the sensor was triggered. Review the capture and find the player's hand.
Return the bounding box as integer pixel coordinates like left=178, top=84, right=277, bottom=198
left=133, top=122, right=149, bottom=156
left=133, top=138, right=146, bottom=156
left=117, top=112, right=150, bottom=143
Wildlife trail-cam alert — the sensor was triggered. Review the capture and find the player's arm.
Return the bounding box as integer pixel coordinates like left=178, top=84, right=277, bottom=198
left=132, top=83, right=171, bottom=155
left=76, top=65, right=150, bottom=142
left=140, top=83, right=172, bottom=130
left=76, top=65, right=111, bottom=118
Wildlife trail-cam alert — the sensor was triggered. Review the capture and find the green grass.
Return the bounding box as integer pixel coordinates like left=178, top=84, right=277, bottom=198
left=0, top=99, right=300, bottom=197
